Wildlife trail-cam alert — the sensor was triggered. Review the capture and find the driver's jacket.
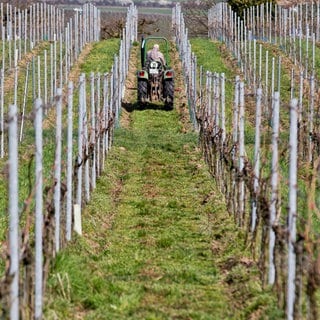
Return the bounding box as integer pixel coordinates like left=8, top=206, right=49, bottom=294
left=147, top=48, right=165, bottom=65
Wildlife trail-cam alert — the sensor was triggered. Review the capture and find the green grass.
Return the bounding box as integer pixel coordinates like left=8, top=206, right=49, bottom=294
left=79, top=39, right=120, bottom=75
left=190, top=38, right=235, bottom=78
left=45, top=95, right=281, bottom=318
left=189, top=38, right=237, bottom=126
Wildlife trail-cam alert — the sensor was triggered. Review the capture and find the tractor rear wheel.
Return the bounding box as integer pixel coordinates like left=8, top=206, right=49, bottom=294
left=138, top=79, right=148, bottom=103
left=163, top=79, right=174, bottom=110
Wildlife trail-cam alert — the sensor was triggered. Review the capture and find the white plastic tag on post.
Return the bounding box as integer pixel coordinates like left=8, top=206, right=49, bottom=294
left=73, top=204, right=82, bottom=235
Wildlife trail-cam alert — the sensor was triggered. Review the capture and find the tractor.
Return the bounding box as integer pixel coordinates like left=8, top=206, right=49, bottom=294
left=137, top=36, right=174, bottom=110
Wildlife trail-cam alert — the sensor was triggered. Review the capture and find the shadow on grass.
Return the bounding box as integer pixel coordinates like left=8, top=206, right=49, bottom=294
left=122, top=100, right=173, bottom=112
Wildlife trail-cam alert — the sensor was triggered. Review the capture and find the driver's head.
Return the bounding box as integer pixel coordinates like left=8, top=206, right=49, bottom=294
left=153, top=44, right=159, bottom=51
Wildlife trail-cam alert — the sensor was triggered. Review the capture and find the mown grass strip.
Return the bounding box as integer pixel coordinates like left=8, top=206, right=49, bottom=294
left=45, top=108, right=283, bottom=319
left=78, top=39, right=120, bottom=75
left=45, top=41, right=282, bottom=318
left=190, top=38, right=236, bottom=110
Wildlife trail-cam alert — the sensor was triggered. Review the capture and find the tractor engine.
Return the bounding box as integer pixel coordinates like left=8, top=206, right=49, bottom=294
left=148, top=60, right=163, bottom=102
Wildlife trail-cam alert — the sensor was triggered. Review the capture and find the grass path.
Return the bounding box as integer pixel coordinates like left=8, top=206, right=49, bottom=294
left=46, top=107, right=238, bottom=320
left=45, top=42, right=281, bottom=320
left=90, top=110, right=231, bottom=319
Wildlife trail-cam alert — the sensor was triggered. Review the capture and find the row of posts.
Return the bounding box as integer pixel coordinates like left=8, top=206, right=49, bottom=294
left=209, top=1, right=319, bottom=164
left=174, top=2, right=313, bottom=319
left=0, top=3, right=102, bottom=160
left=172, top=4, right=198, bottom=129
left=5, top=4, right=137, bottom=319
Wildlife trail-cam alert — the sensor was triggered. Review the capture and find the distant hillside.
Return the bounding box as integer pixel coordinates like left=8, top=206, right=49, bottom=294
left=39, top=0, right=315, bottom=8
left=46, top=0, right=180, bottom=7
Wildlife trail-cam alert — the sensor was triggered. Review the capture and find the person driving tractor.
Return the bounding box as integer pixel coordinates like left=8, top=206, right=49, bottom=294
left=147, top=44, right=166, bottom=66
left=137, top=36, right=174, bottom=109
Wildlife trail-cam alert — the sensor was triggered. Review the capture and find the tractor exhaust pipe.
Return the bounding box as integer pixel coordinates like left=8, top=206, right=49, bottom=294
left=141, top=36, right=146, bottom=68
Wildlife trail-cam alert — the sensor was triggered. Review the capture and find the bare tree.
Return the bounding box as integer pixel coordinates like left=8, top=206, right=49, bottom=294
left=2, top=0, right=33, bottom=10
left=181, top=0, right=276, bottom=37
left=181, top=0, right=214, bottom=37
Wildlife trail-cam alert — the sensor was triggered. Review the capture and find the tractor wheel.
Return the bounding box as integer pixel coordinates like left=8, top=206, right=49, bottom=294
left=138, top=79, right=148, bottom=104
left=163, top=79, right=174, bottom=110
